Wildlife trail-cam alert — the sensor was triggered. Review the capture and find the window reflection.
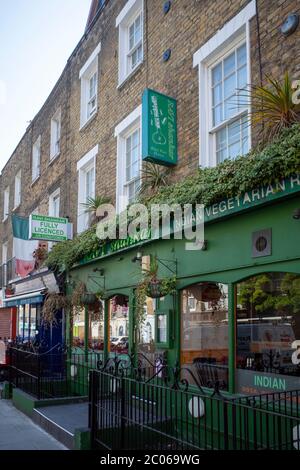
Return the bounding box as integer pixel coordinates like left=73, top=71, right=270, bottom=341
left=88, top=300, right=104, bottom=351
left=236, top=273, right=300, bottom=390
left=108, top=295, right=129, bottom=355
left=73, top=308, right=85, bottom=348
left=138, top=297, right=156, bottom=361
left=181, top=282, right=229, bottom=389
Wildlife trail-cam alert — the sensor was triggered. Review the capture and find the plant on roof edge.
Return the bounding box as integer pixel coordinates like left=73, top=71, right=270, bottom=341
left=81, top=195, right=112, bottom=226
left=139, top=161, right=170, bottom=196
left=241, top=72, right=300, bottom=141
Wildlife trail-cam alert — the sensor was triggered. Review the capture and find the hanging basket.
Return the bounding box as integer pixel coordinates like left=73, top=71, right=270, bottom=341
left=188, top=283, right=222, bottom=302
left=147, top=279, right=163, bottom=298
left=81, top=293, right=97, bottom=305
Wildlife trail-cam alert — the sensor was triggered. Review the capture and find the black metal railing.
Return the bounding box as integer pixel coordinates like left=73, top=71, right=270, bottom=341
left=89, top=358, right=300, bottom=451
left=8, top=345, right=104, bottom=400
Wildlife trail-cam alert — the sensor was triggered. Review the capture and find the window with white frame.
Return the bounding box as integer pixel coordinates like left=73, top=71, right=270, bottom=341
left=115, top=105, right=141, bottom=213
left=49, top=188, right=60, bottom=218
left=193, top=0, right=256, bottom=167
left=77, top=145, right=98, bottom=233
left=14, top=170, right=21, bottom=209
left=210, top=40, right=249, bottom=163
left=116, top=0, right=143, bottom=86
left=50, top=109, right=61, bottom=159
left=32, top=136, right=41, bottom=181
left=79, top=43, right=101, bottom=128
left=3, top=186, right=9, bottom=221
left=2, top=242, right=8, bottom=266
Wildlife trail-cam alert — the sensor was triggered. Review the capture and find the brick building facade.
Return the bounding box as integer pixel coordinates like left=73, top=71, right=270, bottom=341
left=0, top=0, right=299, bottom=265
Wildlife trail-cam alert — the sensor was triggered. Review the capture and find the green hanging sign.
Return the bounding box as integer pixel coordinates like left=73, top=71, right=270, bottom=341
left=142, top=88, right=177, bottom=166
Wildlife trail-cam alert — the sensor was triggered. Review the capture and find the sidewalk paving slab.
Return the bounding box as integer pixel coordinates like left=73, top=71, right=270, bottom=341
left=0, top=399, right=67, bottom=450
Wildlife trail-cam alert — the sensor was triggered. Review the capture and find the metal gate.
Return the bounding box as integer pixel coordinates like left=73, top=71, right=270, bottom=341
left=89, top=359, right=300, bottom=450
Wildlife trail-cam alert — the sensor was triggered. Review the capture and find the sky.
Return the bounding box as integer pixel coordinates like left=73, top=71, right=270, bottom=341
left=0, top=0, right=91, bottom=172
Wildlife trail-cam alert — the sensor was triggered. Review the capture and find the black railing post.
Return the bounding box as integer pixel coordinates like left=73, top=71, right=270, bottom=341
left=120, top=375, right=126, bottom=450
left=90, top=370, right=99, bottom=449
left=37, top=353, right=41, bottom=400
left=8, top=347, right=13, bottom=396
left=88, top=369, right=93, bottom=429
left=223, top=399, right=229, bottom=450
left=15, top=349, right=19, bottom=390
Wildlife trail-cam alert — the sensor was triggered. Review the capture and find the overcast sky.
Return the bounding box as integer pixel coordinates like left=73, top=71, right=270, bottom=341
left=0, top=0, right=91, bottom=173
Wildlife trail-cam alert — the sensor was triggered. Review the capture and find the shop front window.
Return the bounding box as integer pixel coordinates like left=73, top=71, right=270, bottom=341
left=181, top=282, right=229, bottom=389
left=30, top=306, right=37, bottom=339
left=73, top=308, right=85, bottom=348
left=108, top=295, right=129, bottom=355
left=236, top=273, right=300, bottom=394
left=17, top=306, right=25, bottom=340
left=88, top=301, right=104, bottom=351
left=23, top=304, right=30, bottom=340
left=138, top=297, right=156, bottom=364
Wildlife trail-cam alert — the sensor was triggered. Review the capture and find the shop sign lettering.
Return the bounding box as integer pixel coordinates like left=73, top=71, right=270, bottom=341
left=29, top=214, right=72, bottom=242
left=254, top=374, right=286, bottom=391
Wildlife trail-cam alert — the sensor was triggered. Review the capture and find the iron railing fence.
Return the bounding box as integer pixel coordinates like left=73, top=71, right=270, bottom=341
left=89, top=359, right=300, bottom=451
left=8, top=345, right=104, bottom=400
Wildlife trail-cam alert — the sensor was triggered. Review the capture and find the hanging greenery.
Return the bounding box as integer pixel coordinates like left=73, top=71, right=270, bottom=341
left=42, top=293, right=70, bottom=327
left=45, top=124, right=300, bottom=274
left=135, top=256, right=177, bottom=328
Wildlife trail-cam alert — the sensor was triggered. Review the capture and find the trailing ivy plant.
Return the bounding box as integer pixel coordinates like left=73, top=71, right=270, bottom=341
left=42, top=292, right=70, bottom=327
left=135, top=256, right=177, bottom=329
left=45, top=124, right=300, bottom=274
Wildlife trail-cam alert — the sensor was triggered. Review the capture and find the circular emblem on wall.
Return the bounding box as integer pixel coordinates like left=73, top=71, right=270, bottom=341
left=70, top=365, right=77, bottom=378
left=188, top=396, right=205, bottom=418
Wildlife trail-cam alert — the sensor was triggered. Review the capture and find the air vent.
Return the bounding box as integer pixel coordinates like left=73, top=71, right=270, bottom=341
left=252, top=229, right=272, bottom=258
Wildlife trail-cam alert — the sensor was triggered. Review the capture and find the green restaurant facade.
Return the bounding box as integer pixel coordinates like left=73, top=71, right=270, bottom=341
left=67, top=174, right=300, bottom=397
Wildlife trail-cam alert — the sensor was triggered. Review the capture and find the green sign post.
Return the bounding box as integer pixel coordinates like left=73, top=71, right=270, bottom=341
left=142, top=88, right=177, bottom=166
left=29, top=214, right=70, bottom=242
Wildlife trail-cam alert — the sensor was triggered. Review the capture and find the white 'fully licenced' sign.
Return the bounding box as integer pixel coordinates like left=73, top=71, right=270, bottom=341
left=29, top=214, right=72, bottom=242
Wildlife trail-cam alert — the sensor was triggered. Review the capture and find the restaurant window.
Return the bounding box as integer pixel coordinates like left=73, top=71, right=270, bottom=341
left=73, top=308, right=85, bottom=348
left=138, top=297, right=156, bottom=360
left=17, top=304, right=39, bottom=342
left=88, top=300, right=104, bottom=352
left=17, top=306, right=24, bottom=340
left=108, top=295, right=129, bottom=355
left=181, top=282, right=229, bottom=389
left=236, top=273, right=300, bottom=393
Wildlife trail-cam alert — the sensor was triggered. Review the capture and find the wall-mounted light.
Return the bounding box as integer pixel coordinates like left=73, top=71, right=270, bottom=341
left=163, top=1, right=171, bottom=14
left=93, top=267, right=104, bottom=275
left=280, top=13, right=299, bottom=37
left=132, top=251, right=143, bottom=263
left=292, top=208, right=300, bottom=220
left=163, top=48, right=172, bottom=62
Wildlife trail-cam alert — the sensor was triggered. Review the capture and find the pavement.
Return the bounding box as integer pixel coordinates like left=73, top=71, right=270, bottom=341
left=0, top=399, right=67, bottom=450
left=36, top=402, right=88, bottom=434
